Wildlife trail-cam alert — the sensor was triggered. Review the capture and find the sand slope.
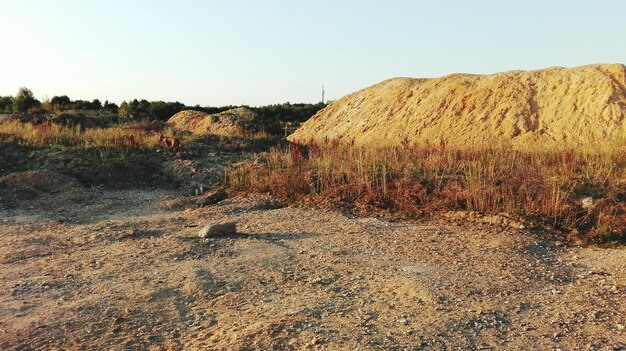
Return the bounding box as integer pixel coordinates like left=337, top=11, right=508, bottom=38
left=288, top=64, right=626, bottom=149
left=168, top=107, right=259, bottom=137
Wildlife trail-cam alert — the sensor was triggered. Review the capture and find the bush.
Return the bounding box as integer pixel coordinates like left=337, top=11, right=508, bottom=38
left=0, top=96, right=13, bottom=113
left=12, top=87, right=40, bottom=113
left=51, top=95, right=71, bottom=108
left=227, top=142, right=626, bottom=244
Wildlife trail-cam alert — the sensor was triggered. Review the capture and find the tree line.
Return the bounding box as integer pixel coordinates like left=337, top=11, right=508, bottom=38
left=0, top=88, right=115, bottom=114
left=0, top=87, right=327, bottom=126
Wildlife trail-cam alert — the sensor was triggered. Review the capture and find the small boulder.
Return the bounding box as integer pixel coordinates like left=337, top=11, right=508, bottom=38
left=196, top=188, right=228, bottom=207
left=198, top=222, right=237, bottom=238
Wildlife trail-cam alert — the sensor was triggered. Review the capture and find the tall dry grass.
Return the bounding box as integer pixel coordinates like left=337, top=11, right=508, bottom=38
left=228, top=141, right=626, bottom=244
left=0, top=120, right=162, bottom=152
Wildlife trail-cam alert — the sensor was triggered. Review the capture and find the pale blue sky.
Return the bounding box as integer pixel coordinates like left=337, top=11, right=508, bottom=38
left=1, top=0, right=624, bottom=106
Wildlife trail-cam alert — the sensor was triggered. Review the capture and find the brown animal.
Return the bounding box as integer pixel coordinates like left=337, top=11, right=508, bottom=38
left=159, top=134, right=180, bottom=149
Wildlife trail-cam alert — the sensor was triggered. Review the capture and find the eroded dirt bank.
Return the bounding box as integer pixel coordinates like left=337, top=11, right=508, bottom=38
left=1, top=190, right=625, bottom=350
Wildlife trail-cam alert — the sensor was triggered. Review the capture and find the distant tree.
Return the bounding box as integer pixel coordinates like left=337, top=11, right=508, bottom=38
left=137, top=99, right=150, bottom=114
left=69, top=99, right=90, bottom=110
left=195, top=105, right=236, bottom=115
left=119, top=99, right=138, bottom=119
left=149, top=100, right=185, bottom=121
left=119, top=101, right=129, bottom=117
left=0, top=96, right=12, bottom=113
left=12, top=87, right=40, bottom=113
left=119, top=100, right=137, bottom=119
left=91, top=99, right=102, bottom=110
left=252, top=102, right=326, bottom=123
left=117, top=99, right=188, bottom=120
left=103, top=100, right=118, bottom=112
left=51, top=95, right=71, bottom=108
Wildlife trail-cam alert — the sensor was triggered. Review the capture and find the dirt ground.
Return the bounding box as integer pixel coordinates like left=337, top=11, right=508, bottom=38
left=1, top=187, right=625, bottom=350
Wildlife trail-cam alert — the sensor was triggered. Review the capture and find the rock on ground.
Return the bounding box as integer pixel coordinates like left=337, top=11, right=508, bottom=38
left=198, top=221, right=237, bottom=238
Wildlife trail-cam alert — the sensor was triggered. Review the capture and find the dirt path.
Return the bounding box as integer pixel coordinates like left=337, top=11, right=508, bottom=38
left=1, top=190, right=625, bottom=350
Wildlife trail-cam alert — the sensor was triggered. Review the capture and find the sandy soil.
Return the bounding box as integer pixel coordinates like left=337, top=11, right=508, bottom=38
left=288, top=64, right=626, bottom=149
left=167, top=108, right=261, bottom=137
left=1, top=189, right=625, bottom=350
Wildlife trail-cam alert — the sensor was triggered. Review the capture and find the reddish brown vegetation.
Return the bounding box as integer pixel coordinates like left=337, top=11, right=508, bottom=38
left=228, top=141, right=626, bottom=244
left=0, top=119, right=161, bottom=152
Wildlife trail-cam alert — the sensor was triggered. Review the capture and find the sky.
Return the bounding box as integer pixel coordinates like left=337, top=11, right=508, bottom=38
left=0, top=0, right=625, bottom=106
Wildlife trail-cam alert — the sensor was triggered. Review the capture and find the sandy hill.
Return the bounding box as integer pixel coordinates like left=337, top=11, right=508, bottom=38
left=288, top=64, right=626, bottom=149
left=167, top=107, right=260, bottom=137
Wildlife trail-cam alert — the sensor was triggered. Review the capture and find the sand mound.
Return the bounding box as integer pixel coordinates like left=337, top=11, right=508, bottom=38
left=288, top=64, right=626, bottom=149
left=167, top=107, right=260, bottom=137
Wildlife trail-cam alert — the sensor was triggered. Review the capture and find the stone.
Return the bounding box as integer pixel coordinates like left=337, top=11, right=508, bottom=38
left=198, top=222, right=237, bottom=238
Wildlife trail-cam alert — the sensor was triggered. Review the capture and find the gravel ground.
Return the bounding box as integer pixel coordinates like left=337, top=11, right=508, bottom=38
left=1, top=189, right=625, bottom=350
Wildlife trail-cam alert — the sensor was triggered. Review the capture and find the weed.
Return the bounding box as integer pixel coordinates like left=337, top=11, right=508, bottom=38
left=0, top=120, right=161, bottom=153
left=227, top=142, right=626, bottom=244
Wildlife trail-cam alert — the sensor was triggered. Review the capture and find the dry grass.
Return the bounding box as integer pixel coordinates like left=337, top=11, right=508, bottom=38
left=228, top=141, right=626, bottom=244
left=0, top=120, right=163, bottom=152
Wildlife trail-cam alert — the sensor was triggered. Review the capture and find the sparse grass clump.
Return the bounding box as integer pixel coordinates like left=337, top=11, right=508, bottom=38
left=228, top=141, right=626, bottom=244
